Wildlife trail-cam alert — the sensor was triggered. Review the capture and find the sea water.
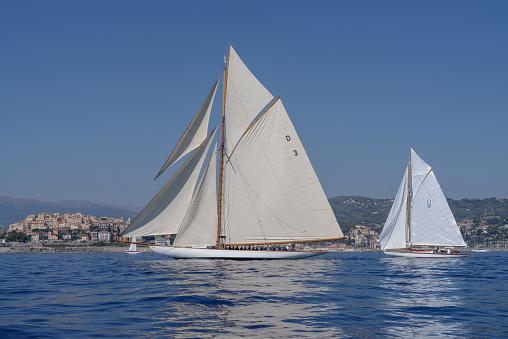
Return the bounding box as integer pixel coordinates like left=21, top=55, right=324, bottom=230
left=0, top=251, right=507, bottom=338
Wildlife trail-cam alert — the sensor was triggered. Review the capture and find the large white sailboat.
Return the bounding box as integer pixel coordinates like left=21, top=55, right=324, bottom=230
left=378, top=149, right=468, bottom=258
left=120, top=46, right=345, bottom=259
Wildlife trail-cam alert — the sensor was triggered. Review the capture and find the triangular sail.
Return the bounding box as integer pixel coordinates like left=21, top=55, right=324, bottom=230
left=129, top=236, right=137, bottom=251
left=154, top=79, right=219, bottom=180
left=121, top=127, right=217, bottom=237
left=379, top=168, right=409, bottom=250
left=225, top=46, right=274, bottom=151
left=222, top=99, right=343, bottom=244
left=173, top=142, right=218, bottom=247
left=410, top=149, right=466, bottom=247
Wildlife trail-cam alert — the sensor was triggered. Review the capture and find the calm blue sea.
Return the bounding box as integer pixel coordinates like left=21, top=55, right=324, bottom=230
left=0, top=251, right=507, bottom=338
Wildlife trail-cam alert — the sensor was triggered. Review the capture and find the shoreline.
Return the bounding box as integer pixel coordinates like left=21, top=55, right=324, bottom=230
left=0, top=245, right=155, bottom=254
left=1, top=245, right=505, bottom=254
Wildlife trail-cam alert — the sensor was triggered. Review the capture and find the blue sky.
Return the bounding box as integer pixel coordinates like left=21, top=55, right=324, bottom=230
left=1, top=0, right=507, bottom=206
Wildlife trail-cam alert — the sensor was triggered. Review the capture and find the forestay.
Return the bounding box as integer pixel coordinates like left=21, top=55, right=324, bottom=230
left=222, top=99, right=343, bottom=244
left=154, top=79, right=219, bottom=180
left=121, top=128, right=217, bottom=237
left=173, top=142, right=218, bottom=247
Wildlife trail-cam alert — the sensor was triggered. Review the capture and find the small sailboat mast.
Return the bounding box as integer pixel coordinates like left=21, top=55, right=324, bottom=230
left=407, top=148, right=412, bottom=245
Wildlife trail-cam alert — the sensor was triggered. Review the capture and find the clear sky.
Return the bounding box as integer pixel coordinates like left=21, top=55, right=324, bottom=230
left=1, top=0, right=507, bottom=206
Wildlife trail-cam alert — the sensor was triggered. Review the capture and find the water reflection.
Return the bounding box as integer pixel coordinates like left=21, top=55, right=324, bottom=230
left=137, top=258, right=345, bottom=337
left=2, top=253, right=505, bottom=338
left=379, top=257, right=467, bottom=338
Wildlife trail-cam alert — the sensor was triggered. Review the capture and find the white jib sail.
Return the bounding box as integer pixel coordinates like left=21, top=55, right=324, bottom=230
left=379, top=168, right=409, bottom=250
left=154, top=79, right=219, bottom=180
left=173, top=142, right=218, bottom=247
left=222, top=99, right=343, bottom=244
left=410, top=149, right=466, bottom=247
left=225, top=46, right=274, bottom=151
left=121, top=127, right=217, bottom=237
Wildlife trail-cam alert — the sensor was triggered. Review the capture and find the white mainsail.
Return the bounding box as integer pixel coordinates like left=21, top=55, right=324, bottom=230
left=154, top=79, right=219, bottom=180
left=379, top=148, right=466, bottom=250
left=225, top=46, right=274, bottom=151
left=173, top=142, right=218, bottom=247
left=121, top=127, right=217, bottom=237
left=222, top=99, right=343, bottom=244
left=410, top=150, right=465, bottom=247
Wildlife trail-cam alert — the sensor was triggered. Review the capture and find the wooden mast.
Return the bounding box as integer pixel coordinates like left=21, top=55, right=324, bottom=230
left=217, top=46, right=230, bottom=249
left=407, top=148, right=412, bottom=248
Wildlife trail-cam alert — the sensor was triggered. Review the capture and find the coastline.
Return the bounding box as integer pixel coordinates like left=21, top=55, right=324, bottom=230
left=0, top=245, right=155, bottom=254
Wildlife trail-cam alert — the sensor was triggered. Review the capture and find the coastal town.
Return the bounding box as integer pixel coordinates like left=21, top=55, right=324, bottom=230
left=3, top=212, right=130, bottom=244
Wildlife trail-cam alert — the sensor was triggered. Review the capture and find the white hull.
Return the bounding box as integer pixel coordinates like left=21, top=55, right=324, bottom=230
left=471, top=249, right=491, bottom=253
left=151, top=246, right=325, bottom=260
left=125, top=250, right=144, bottom=254
left=384, top=250, right=468, bottom=258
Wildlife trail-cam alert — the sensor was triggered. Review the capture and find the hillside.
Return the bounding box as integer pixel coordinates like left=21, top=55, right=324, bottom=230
left=2, top=195, right=508, bottom=233
left=329, top=196, right=508, bottom=235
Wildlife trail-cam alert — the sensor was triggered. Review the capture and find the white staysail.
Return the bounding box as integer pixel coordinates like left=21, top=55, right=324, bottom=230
left=379, top=168, right=408, bottom=250
left=410, top=150, right=466, bottom=247
left=225, top=46, right=274, bottom=151
left=154, top=79, right=219, bottom=180
left=379, top=148, right=466, bottom=250
left=121, top=127, right=217, bottom=237
left=222, top=99, right=343, bottom=244
left=173, top=142, right=218, bottom=247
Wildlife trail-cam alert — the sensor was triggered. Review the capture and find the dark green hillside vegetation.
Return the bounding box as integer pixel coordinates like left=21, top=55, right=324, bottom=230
left=330, top=196, right=508, bottom=241
left=448, top=198, right=508, bottom=220
left=329, top=196, right=392, bottom=234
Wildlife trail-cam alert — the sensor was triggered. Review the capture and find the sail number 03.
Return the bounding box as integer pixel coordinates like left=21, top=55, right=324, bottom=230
left=286, top=135, right=298, bottom=156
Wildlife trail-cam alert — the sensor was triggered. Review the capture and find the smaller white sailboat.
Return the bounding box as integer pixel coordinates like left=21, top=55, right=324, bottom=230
left=125, top=236, right=144, bottom=254
left=379, top=148, right=468, bottom=258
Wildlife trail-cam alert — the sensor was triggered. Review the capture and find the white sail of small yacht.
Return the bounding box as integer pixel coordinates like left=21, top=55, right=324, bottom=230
left=121, top=46, right=344, bottom=259
left=125, top=236, right=144, bottom=254
left=379, top=148, right=467, bottom=258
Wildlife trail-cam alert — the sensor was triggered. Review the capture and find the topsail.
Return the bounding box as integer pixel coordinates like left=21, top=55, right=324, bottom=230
left=154, top=79, right=219, bottom=180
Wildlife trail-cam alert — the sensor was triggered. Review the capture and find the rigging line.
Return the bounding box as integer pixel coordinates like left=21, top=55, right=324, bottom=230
left=410, top=168, right=434, bottom=202
left=127, top=179, right=156, bottom=224
left=224, top=77, right=278, bottom=159
left=232, top=156, right=311, bottom=238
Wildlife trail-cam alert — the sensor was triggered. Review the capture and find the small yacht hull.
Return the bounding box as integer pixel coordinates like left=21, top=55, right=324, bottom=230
left=125, top=250, right=144, bottom=254
left=471, top=249, right=491, bottom=253
left=151, top=246, right=325, bottom=260
left=384, top=250, right=468, bottom=258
